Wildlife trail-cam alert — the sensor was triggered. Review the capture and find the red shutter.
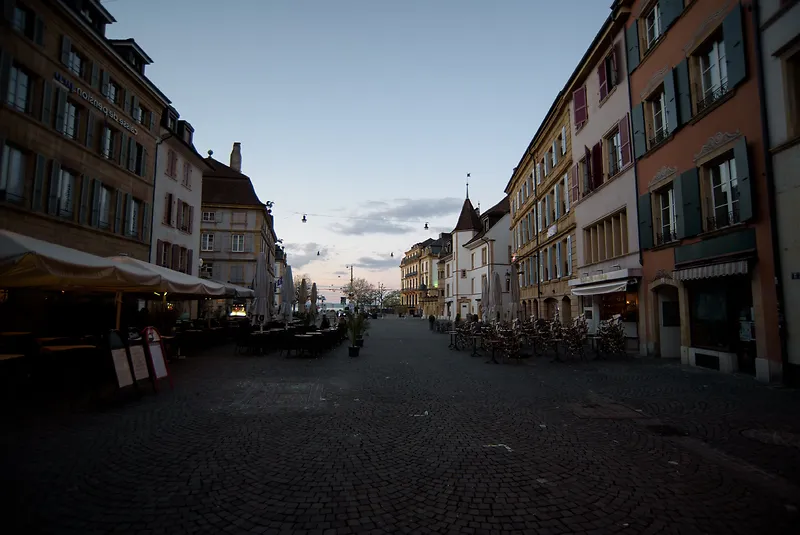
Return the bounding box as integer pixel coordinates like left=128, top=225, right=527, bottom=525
left=591, top=142, right=603, bottom=188
left=611, top=44, right=620, bottom=86
left=571, top=164, right=579, bottom=202
left=171, top=244, right=180, bottom=270
left=598, top=62, right=608, bottom=101
left=186, top=249, right=193, bottom=275
left=156, top=239, right=163, bottom=265
left=573, top=86, right=587, bottom=125
left=619, top=113, right=631, bottom=167
left=584, top=146, right=592, bottom=190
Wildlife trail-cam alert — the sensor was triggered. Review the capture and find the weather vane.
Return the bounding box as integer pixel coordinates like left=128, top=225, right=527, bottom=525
left=466, top=173, right=470, bottom=199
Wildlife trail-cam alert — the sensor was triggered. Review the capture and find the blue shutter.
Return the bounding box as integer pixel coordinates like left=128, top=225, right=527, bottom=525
left=674, top=168, right=702, bottom=239
left=631, top=103, right=647, bottom=159
left=625, top=22, right=640, bottom=74
left=91, top=63, right=100, bottom=90
left=723, top=3, right=746, bottom=90
left=40, top=80, right=52, bottom=125
left=663, top=68, right=679, bottom=135
left=141, top=202, right=150, bottom=242
left=91, top=179, right=101, bottom=227
left=60, top=35, right=71, bottom=66
left=47, top=161, right=61, bottom=215
left=0, top=50, right=11, bottom=105
left=733, top=137, right=753, bottom=221
left=674, top=59, right=692, bottom=126
left=78, top=176, right=90, bottom=224
left=114, top=190, right=123, bottom=234
left=637, top=193, right=654, bottom=250
left=31, top=154, right=46, bottom=211
left=660, top=0, right=683, bottom=30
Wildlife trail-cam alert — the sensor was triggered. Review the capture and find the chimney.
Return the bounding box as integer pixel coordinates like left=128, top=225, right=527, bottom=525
left=230, top=142, right=242, bottom=172
left=475, top=203, right=480, bottom=216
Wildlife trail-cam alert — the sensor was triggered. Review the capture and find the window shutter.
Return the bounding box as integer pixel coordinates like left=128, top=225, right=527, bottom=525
left=141, top=147, right=148, bottom=177
left=0, top=50, right=9, bottom=106
left=611, top=43, right=620, bottom=86
left=60, top=35, right=71, bottom=66
left=723, top=3, right=746, bottom=89
left=663, top=68, right=679, bottom=136
left=552, top=140, right=558, bottom=167
left=127, top=139, right=136, bottom=171
left=573, top=86, right=587, bottom=125
left=176, top=198, right=183, bottom=228
left=536, top=162, right=542, bottom=184
left=661, top=0, right=683, bottom=31
left=173, top=197, right=179, bottom=226
left=156, top=240, right=163, bottom=266
left=561, top=126, right=567, bottom=155
left=538, top=253, right=543, bottom=283
left=91, top=179, right=100, bottom=227
left=124, top=89, right=131, bottom=114
left=637, top=193, right=654, bottom=250
left=187, top=249, right=193, bottom=276
left=556, top=242, right=562, bottom=278
left=566, top=235, right=573, bottom=275
left=537, top=201, right=542, bottom=232
left=30, top=154, right=45, bottom=211
left=631, top=103, right=647, bottom=159
left=100, top=70, right=109, bottom=97
left=571, top=164, right=579, bottom=202
left=85, top=112, right=95, bottom=149
left=54, top=88, right=67, bottom=134
left=141, top=202, right=150, bottom=242
left=47, top=161, right=60, bottom=215
left=591, top=142, right=603, bottom=189
left=554, top=185, right=560, bottom=220
left=619, top=113, right=632, bottom=167
left=733, top=136, right=753, bottom=221
left=564, top=174, right=570, bottom=213
left=90, top=63, right=99, bottom=90
left=584, top=146, right=593, bottom=189
left=547, top=247, right=552, bottom=280
left=123, top=193, right=132, bottom=236
left=131, top=94, right=139, bottom=116
left=674, top=168, right=702, bottom=238
left=40, top=80, right=52, bottom=125
left=171, top=244, right=180, bottom=270
left=188, top=205, right=194, bottom=233
left=118, top=133, right=128, bottom=166
left=544, top=195, right=551, bottom=226
left=78, top=176, right=90, bottom=224
left=34, top=17, right=44, bottom=46
left=149, top=110, right=155, bottom=131
left=598, top=61, right=608, bottom=101
left=625, top=22, right=640, bottom=74
left=674, top=59, right=692, bottom=126
left=163, top=193, right=170, bottom=224
left=114, top=190, right=123, bottom=234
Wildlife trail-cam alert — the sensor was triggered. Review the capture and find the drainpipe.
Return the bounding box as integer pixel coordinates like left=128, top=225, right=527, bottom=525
left=751, top=0, right=789, bottom=380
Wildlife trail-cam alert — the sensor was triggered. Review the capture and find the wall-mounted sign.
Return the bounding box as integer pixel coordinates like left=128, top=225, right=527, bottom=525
left=547, top=224, right=557, bottom=238
left=53, top=71, right=139, bottom=136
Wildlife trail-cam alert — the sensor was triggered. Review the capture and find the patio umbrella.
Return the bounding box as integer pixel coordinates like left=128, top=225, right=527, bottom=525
left=298, top=278, right=308, bottom=314
left=480, top=276, right=489, bottom=320
left=510, top=263, right=521, bottom=321
left=491, top=271, right=503, bottom=322
left=280, top=265, right=294, bottom=323
left=310, top=282, right=318, bottom=320
left=249, top=252, right=269, bottom=331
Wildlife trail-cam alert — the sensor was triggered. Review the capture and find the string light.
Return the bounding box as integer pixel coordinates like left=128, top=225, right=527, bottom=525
left=286, top=211, right=440, bottom=225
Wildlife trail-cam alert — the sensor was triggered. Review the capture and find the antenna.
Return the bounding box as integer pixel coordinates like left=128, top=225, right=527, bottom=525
left=466, top=172, right=470, bottom=199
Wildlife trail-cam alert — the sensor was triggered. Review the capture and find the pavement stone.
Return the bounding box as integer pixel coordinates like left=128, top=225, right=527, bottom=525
left=2, top=317, right=800, bottom=534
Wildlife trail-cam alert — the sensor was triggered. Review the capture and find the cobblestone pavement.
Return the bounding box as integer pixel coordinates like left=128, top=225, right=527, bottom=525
left=4, top=317, right=800, bottom=534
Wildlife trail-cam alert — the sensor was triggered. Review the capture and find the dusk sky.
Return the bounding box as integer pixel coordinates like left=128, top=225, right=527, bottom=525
left=105, top=0, right=612, bottom=300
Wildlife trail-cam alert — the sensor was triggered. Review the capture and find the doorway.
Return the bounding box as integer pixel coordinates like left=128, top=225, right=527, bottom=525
left=656, top=286, right=680, bottom=358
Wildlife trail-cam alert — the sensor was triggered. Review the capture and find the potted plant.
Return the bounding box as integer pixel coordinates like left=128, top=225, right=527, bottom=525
left=356, top=312, right=370, bottom=347
left=346, top=312, right=365, bottom=356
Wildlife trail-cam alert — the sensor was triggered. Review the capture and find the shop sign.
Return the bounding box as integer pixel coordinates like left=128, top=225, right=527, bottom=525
left=53, top=71, right=139, bottom=136
left=547, top=224, right=557, bottom=238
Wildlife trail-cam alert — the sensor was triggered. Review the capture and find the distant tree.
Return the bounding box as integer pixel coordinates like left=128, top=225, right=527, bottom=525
left=382, top=290, right=401, bottom=308
left=341, top=277, right=375, bottom=307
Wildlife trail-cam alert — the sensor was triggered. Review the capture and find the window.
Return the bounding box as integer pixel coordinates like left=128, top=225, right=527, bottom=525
left=68, top=49, right=84, bottom=77
left=460, top=269, right=467, bottom=279
left=0, top=143, right=26, bottom=203
left=11, top=4, right=34, bottom=37
left=133, top=103, right=143, bottom=124
left=134, top=143, right=146, bottom=176
left=599, top=51, right=619, bottom=102
left=126, top=197, right=140, bottom=237
left=100, top=126, right=116, bottom=159
left=231, top=234, right=245, bottom=252
left=166, top=150, right=178, bottom=178
left=107, top=80, right=119, bottom=105
left=565, top=235, right=573, bottom=276
left=655, top=185, right=677, bottom=245
left=7, top=65, right=30, bottom=112
left=62, top=101, right=79, bottom=139
left=446, top=265, right=450, bottom=278
left=646, top=86, right=668, bottom=147
left=177, top=200, right=192, bottom=232
left=583, top=209, right=629, bottom=265
left=162, top=192, right=173, bottom=226
left=159, top=241, right=170, bottom=267
left=606, top=129, right=622, bottom=177
left=706, top=156, right=739, bottom=230
left=202, top=211, right=216, bottom=222
left=471, top=278, right=475, bottom=294
left=56, top=169, right=76, bottom=218
left=182, top=162, right=192, bottom=189
left=96, top=185, right=111, bottom=229
left=471, top=253, right=475, bottom=269
left=551, top=138, right=559, bottom=168
left=644, top=3, right=662, bottom=50
left=697, top=37, right=728, bottom=112
left=200, top=262, right=213, bottom=278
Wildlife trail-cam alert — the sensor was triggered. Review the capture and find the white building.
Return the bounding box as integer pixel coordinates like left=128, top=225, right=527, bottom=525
left=442, top=195, right=511, bottom=320
left=149, top=106, right=210, bottom=280
left=758, top=0, right=799, bottom=384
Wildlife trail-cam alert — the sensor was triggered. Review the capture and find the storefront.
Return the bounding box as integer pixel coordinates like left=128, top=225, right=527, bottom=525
left=568, top=268, right=642, bottom=348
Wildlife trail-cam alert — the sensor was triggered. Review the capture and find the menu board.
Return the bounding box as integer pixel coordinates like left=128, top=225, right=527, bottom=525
left=129, top=345, right=150, bottom=381
left=110, top=348, right=134, bottom=388
left=148, top=341, right=168, bottom=379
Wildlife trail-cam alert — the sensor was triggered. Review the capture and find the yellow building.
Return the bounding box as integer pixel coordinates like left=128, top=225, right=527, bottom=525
left=399, top=234, right=448, bottom=316
left=505, top=94, right=578, bottom=323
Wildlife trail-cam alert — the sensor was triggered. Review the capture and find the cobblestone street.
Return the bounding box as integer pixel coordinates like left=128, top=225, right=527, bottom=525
left=3, top=317, right=800, bottom=534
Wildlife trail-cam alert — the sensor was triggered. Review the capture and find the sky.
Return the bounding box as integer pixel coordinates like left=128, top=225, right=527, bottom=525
left=104, top=0, right=612, bottom=301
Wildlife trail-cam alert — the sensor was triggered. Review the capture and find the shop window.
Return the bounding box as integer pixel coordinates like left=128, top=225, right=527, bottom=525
left=687, top=278, right=752, bottom=352
left=599, top=289, right=638, bottom=323
left=662, top=301, right=680, bottom=327
left=200, top=262, right=213, bottom=278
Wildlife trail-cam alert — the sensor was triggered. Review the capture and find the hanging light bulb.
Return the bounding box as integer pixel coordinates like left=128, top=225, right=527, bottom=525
left=302, top=214, right=307, bottom=223
left=390, top=252, right=394, bottom=257
left=317, top=251, right=320, bottom=256
left=424, top=222, right=429, bottom=230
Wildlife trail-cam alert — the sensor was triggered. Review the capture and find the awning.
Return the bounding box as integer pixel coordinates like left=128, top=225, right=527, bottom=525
left=673, top=260, right=749, bottom=281
left=570, top=280, right=629, bottom=296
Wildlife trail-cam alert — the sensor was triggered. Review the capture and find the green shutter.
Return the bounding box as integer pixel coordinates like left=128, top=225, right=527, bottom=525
left=91, top=63, right=99, bottom=89
left=660, top=0, right=683, bottom=30
left=141, top=202, right=150, bottom=242
left=100, top=70, right=109, bottom=97
left=118, top=133, right=128, bottom=166
left=724, top=3, right=746, bottom=89
left=60, top=35, right=71, bottom=66
left=85, top=112, right=95, bottom=149
left=123, top=193, right=132, bottom=236
left=674, top=168, right=702, bottom=239
left=91, top=179, right=101, bottom=227
left=78, top=175, right=90, bottom=224
left=631, top=103, right=647, bottom=159
left=126, top=138, right=136, bottom=171
left=54, top=88, right=67, bottom=134
left=0, top=49, right=11, bottom=105
left=674, top=59, right=692, bottom=126
left=123, top=89, right=131, bottom=113
left=114, top=189, right=123, bottom=234
left=40, top=80, right=52, bottom=125
left=638, top=193, right=654, bottom=250
left=149, top=109, right=156, bottom=131
left=663, top=68, right=679, bottom=135
left=734, top=137, right=753, bottom=221
left=48, top=161, right=61, bottom=216
left=140, top=147, right=147, bottom=178
left=34, top=16, right=44, bottom=46
left=626, top=23, right=640, bottom=74
left=31, top=154, right=45, bottom=211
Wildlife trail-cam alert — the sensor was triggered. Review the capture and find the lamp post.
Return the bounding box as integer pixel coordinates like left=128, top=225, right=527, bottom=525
left=345, top=264, right=355, bottom=309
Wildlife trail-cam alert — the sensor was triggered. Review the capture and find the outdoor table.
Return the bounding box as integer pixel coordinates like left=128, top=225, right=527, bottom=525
left=293, top=334, right=313, bottom=357
left=470, top=335, right=482, bottom=357
left=36, top=337, right=67, bottom=344
left=447, top=330, right=459, bottom=350
left=40, top=344, right=96, bottom=352
left=0, top=353, right=25, bottom=361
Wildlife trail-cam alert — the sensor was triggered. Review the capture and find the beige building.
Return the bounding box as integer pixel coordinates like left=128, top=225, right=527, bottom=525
left=399, top=234, right=447, bottom=316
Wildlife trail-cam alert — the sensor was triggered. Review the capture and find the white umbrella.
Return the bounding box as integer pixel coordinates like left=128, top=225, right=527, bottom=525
left=510, top=264, right=521, bottom=321
left=480, top=276, right=489, bottom=320
left=491, top=271, right=503, bottom=322
left=298, top=278, right=308, bottom=314
left=280, top=265, right=294, bottom=323
left=249, top=252, right=269, bottom=330
left=310, top=282, right=318, bottom=321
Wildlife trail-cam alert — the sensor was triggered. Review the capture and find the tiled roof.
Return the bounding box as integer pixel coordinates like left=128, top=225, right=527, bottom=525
left=463, top=195, right=510, bottom=247
left=202, top=157, right=263, bottom=206
left=453, top=198, right=482, bottom=233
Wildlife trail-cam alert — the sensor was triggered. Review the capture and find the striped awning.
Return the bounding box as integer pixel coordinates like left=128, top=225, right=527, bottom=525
left=673, top=260, right=749, bottom=281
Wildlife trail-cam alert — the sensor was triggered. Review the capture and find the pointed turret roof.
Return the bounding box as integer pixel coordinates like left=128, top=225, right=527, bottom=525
left=452, top=198, right=482, bottom=233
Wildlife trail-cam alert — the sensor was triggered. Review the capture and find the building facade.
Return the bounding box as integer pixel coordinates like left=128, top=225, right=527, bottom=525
left=566, top=4, right=645, bottom=351
left=628, top=0, right=781, bottom=381
left=199, top=143, right=276, bottom=299
left=399, top=243, right=421, bottom=314
left=273, top=244, right=288, bottom=309
left=757, top=0, right=799, bottom=383
left=150, top=107, right=210, bottom=277
left=507, top=94, right=578, bottom=324
left=1, top=0, right=168, bottom=258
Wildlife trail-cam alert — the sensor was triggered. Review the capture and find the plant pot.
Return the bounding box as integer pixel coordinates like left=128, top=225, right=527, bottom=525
left=355, top=337, right=364, bottom=347
left=348, top=346, right=360, bottom=357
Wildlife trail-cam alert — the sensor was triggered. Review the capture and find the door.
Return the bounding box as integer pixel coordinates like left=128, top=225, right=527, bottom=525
left=657, top=287, right=680, bottom=358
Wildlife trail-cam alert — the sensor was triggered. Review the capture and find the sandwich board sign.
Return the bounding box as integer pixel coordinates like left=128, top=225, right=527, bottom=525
left=141, top=326, right=173, bottom=391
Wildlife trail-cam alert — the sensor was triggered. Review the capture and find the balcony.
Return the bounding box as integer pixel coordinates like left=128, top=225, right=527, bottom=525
left=696, top=81, right=729, bottom=114
left=705, top=205, right=740, bottom=232
left=648, top=127, right=670, bottom=149
left=655, top=230, right=678, bottom=246
left=404, top=270, right=418, bottom=278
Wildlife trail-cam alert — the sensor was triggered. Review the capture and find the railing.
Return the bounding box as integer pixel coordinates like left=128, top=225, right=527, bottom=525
left=404, top=270, right=417, bottom=278
left=608, top=158, right=620, bottom=177
left=649, top=127, right=669, bottom=148
left=696, top=81, right=729, bottom=114
left=655, top=230, right=678, bottom=246
left=706, top=206, right=740, bottom=231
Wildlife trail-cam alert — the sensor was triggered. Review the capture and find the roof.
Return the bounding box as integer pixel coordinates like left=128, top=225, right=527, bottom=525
left=452, top=198, right=482, bottom=233
left=202, top=157, right=264, bottom=207
left=463, top=195, right=511, bottom=247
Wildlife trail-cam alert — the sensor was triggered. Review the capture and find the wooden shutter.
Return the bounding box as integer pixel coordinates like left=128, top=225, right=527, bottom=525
left=118, top=133, right=127, bottom=166
left=131, top=95, right=139, bottom=117
left=60, top=35, right=71, bottom=66
left=100, top=70, right=109, bottom=97
left=610, top=43, right=620, bottom=86
left=637, top=193, right=654, bottom=250
left=584, top=146, right=592, bottom=189
left=571, top=164, right=579, bottom=202
left=573, top=86, right=587, bottom=125
left=554, top=183, right=560, bottom=219
left=54, top=88, right=67, bottom=134
left=660, top=0, right=683, bottom=31
left=566, top=235, right=573, bottom=276
left=163, top=193, right=170, bottom=224
left=187, top=249, right=193, bottom=276
left=733, top=137, right=753, bottom=221
left=85, top=112, right=95, bottom=149
left=156, top=240, right=163, bottom=266
left=40, top=80, right=52, bottom=124
left=141, top=202, right=150, bottom=242
left=114, top=189, right=123, bottom=234
left=171, top=244, right=180, bottom=270
left=123, top=89, right=131, bottom=114
left=625, top=22, right=640, bottom=74
left=0, top=51, right=9, bottom=106
left=724, top=3, right=746, bottom=89
left=631, top=103, right=647, bottom=159
left=591, top=142, right=603, bottom=189
left=123, top=193, right=132, bottom=236
left=90, top=63, right=99, bottom=89
left=78, top=176, right=90, bottom=224
left=32, top=154, right=46, bottom=211
left=127, top=139, right=136, bottom=171
left=91, top=179, right=101, bottom=227
left=34, top=16, right=44, bottom=46
left=674, top=59, right=692, bottom=126
left=141, top=147, right=148, bottom=177
left=536, top=162, right=541, bottom=184
left=47, top=161, right=61, bottom=215
left=188, top=205, right=194, bottom=233
left=619, top=113, right=631, bottom=167
left=663, top=68, right=679, bottom=135
left=598, top=61, right=608, bottom=101
left=561, top=126, right=567, bottom=155
left=564, top=174, right=570, bottom=213
left=149, top=110, right=156, bottom=131
left=674, top=168, right=702, bottom=238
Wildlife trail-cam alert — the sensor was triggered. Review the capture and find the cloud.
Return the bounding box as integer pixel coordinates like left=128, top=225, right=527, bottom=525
left=330, top=197, right=463, bottom=235
left=355, top=255, right=400, bottom=272
left=332, top=270, right=348, bottom=276
left=284, top=242, right=329, bottom=269
left=429, top=225, right=452, bottom=235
